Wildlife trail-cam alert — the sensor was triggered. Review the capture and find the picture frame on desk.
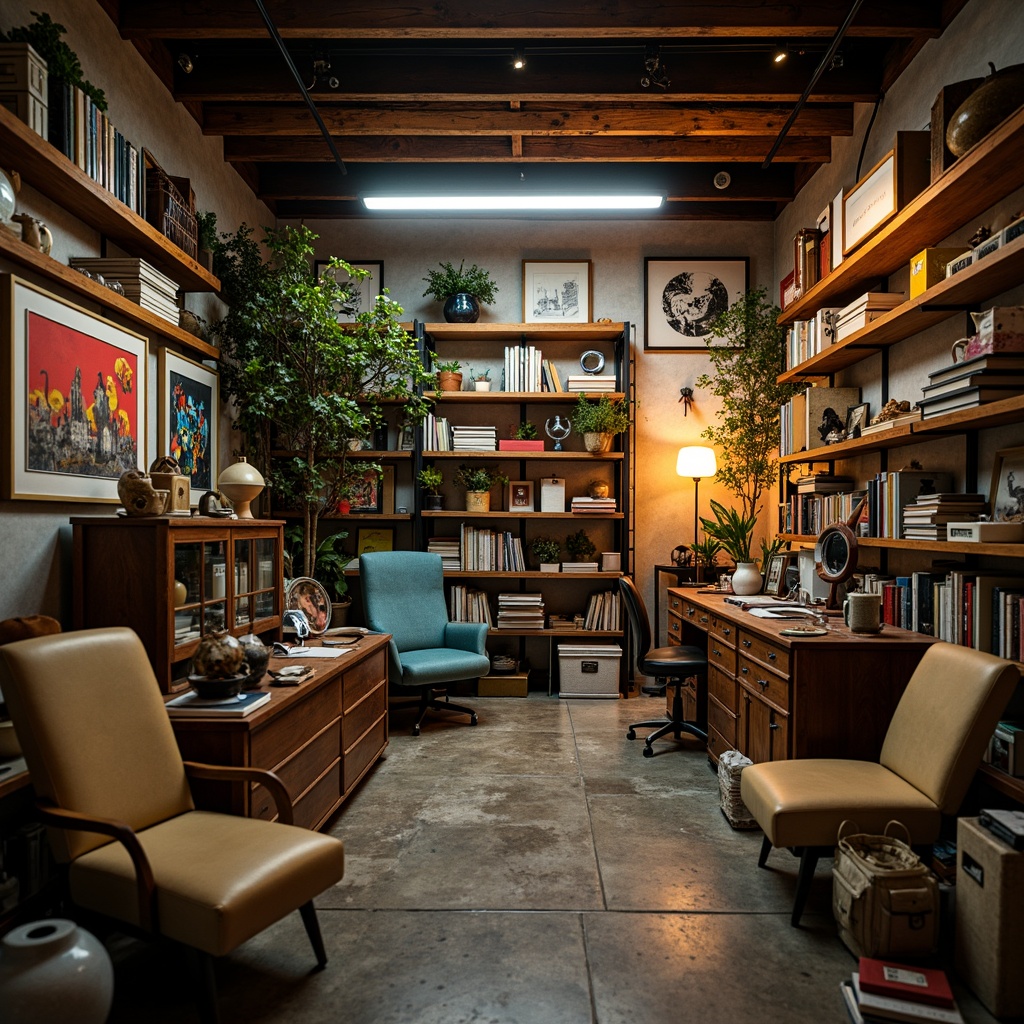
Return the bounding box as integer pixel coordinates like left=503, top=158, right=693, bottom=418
left=763, top=553, right=797, bottom=597
left=2, top=274, right=147, bottom=502
left=989, top=445, right=1024, bottom=523
left=643, top=257, right=749, bottom=351
left=845, top=402, right=870, bottom=440
left=158, top=348, right=218, bottom=491
left=314, top=260, right=383, bottom=323
left=522, top=260, right=593, bottom=323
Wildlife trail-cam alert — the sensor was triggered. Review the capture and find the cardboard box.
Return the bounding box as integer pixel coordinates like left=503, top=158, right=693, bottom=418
left=955, top=816, right=1024, bottom=1017
left=478, top=672, right=529, bottom=697
left=909, top=248, right=969, bottom=298
left=557, top=644, right=621, bottom=698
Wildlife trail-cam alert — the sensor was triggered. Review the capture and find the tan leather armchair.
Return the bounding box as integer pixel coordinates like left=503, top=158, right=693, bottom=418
left=740, top=642, right=1018, bottom=926
left=0, top=627, right=346, bottom=1023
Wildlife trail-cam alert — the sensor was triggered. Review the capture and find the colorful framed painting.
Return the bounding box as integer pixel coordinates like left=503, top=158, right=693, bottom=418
left=314, top=259, right=384, bottom=322
left=347, top=468, right=382, bottom=513
left=2, top=274, right=147, bottom=502
left=643, top=257, right=749, bottom=351
left=158, top=348, right=219, bottom=491
left=522, top=260, right=593, bottom=324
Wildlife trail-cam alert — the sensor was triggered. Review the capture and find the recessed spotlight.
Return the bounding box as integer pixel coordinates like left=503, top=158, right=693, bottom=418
left=772, top=45, right=789, bottom=64
left=177, top=52, right=194, bottom=74
left=512, top=50, right=526, bottom=70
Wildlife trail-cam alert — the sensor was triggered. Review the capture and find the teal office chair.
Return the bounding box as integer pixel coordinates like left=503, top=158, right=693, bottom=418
left=360, top=551, right=490, bottom=735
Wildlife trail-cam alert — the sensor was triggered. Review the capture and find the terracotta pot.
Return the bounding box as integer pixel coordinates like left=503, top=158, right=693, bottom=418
left=437, top=371, right=463, bottom=392
left=465, top=490, right=490, bottom=513
left=583, top=432, right=613, bottom=453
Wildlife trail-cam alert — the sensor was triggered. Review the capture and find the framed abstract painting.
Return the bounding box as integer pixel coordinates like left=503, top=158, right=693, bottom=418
left=2, top=274, right=147, bottom=502
left=158, top=348, right=219, bottom=491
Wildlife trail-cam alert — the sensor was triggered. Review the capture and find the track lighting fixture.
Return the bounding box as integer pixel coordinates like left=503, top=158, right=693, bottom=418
left=772, top=44, right=789, bottom=64
left=512, top=49, right=526, bottom=70
left=640, top=46, right=670, bottom=90
left=176, top=53, right=194, bottom=74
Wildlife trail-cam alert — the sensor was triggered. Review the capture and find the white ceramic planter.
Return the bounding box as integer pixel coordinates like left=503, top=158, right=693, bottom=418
left=540, top=563, right=561, bottom=572
left=473, top=380, right=491, bottom=391
left=731, top=562, right=762, bottom=596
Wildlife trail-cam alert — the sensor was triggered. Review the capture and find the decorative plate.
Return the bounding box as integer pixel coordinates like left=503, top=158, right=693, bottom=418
left=285, top=577, right=332, bottom=635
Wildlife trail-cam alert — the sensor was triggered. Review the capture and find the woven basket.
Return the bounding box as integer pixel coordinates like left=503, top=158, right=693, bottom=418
left=145, top=158, right=198, bottom=259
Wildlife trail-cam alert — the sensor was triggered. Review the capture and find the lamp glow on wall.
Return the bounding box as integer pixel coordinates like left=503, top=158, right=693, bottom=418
left=676, top=446, right=717, bottom=559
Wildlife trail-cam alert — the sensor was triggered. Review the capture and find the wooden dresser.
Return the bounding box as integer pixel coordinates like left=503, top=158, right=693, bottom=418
left=667, top=589, right=937, bottom=767
left=169, top=635, right=389, bottom=831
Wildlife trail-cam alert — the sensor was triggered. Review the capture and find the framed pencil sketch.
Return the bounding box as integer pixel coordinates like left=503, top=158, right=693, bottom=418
left=2, top=274, right=147, bottom=502
left=644, top=257, right=749, bottom=351
left=522, top=260, right=593, bottom=323
left=158, top=348, right=218, bottom=491
left=989, top=446, right=1024, bottom=522
left=314, top=259, right=384, bottom=322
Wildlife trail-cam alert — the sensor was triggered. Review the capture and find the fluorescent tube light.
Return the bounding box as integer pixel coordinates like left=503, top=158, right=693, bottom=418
left=362, top=194, right=664, bottom=212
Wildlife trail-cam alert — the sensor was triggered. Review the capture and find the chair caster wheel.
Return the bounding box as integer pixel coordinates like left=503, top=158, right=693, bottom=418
left=412, top=726, right=420, bottom=736
left=626, top=729, right=636, bottom=740
left=642, top=745, right=654, bottom=758
left=470, top=715, right=478, bottom=726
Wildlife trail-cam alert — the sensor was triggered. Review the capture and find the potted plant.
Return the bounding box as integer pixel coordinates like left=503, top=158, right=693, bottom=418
left=313, top=530, right=353, bottom=627
left=691, top=537, right=723, bottom=585
left=196, top=210, right=217, bottom=271
left=571, top=394, right=630, bottom=452
left=531, top=536, right=562, bottom=572
left=470, top=368, right=491, bottom=392
left=418, top=465, right=445, bottom=510
left=452, top=464, right=508, bottom=513
left=499, top=420, right=544, bottom=452
left=432, top=354, right=463, bottom=392
left=422, top=260, right=499, bottom=323
left=565, top=529, right=597, bottom=563
left=700, top=499, right=760, bottom=595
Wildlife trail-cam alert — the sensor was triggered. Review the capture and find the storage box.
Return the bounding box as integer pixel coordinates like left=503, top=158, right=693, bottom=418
left=909, top=248, right=968, bottom=298
left=0, top=43, right=47, bottom=139
left=478, top=672, right=529, bottom=697
left=955, top=816, right=1024, bottom=1017
left=557, top=644, right=621, bottom=698
left=990, top=721, right=1023, bottom=777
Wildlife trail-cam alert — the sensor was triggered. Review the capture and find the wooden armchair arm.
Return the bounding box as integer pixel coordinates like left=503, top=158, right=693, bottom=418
left=183, top=761, right=294, bottom=825
left=35, top=800, right=157, bottom=933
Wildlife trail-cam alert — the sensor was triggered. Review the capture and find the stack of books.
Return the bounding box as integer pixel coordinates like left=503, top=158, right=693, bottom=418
left=496, top=593, right=545, bottom=630
left=427, top=536, right=461, bottom=571
left=571, top=496, right=617, bottom=514
left=584, top=590, right=620, bottom=630
left=918, top=352, right=1024, bottom=418
left=548, top=614, right=585, bottom=630
left=451, top=424, right=497, bottom=451
left=566, top=374, right=617, bottom=392
left=901, top=492, right=986, bottom=540
left=69, top=257, right=180, bottom=323
left=448, top=585, right=493, bottom=625
left=840, top=958, right=963, bottom=1024
left=835, top=292, right=904, bottom=341
left=561, top=561, right=599, bottom=572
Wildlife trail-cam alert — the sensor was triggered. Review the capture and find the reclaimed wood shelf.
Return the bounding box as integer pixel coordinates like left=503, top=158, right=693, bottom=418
left=424, top=391, right=625, bottom=402
left=421, top=510, right=624, bottom=519
left=423, top=449, right=623, bottom=460
left=422, top=322, right=625, bottom=342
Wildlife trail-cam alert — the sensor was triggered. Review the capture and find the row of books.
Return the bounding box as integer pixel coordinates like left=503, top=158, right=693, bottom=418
left=48, top=81, right=146, bottom=216
left=840, top=956, right=963, bottom=1024
left=497, top=592, right=544, bottom=629
left=503, top=345, right=547, bottom=392
left=421, top=413, right=453, bottom=450
left=584, top=590, right=620, bottom=631
left=449, top=585, right=494, bottom=626
left=459, top=525, right=526, bottom=572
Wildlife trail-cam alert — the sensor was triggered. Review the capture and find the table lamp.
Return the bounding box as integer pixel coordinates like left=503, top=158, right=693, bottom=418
left=676, top=446, right=717, bottom=565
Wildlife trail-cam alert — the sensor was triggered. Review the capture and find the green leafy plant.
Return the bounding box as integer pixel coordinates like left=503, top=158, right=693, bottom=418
left=700, top=499, right=758, bottom=564
left=695, top=289, right=802, bottom=520
left=418, top=465, right=443, bottom=494
left=571, top=394, right=630, bottom=435
left=691, top=537, right=723, bottom=568
left=312, top=530, right=351, bottom=602
left=196, top=210, right=218, bottom=252
left=210, top=223, right=433, bottom=578
left=422, top=260, right=498, bottom=305
left=431, top=354, right=462, bottom=373
left=565, top=529, right=596, bottom=561
left=759, top=536, right=787, bottom=569
left=471, top=368, right=491, bottom=382
left=531, top=536, right=561, bottom=565
left=3, top=11, right=107, bottom=109
left=511, top=420, right=537, bottom=440
left=452, top=464, right=508, bottom=492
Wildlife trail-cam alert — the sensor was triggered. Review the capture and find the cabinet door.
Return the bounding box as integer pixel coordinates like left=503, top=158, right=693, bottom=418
left=233, top=533, right=279, bottom=630
left=173, top=537, right=229, bottom=651
left=742, top=689, right=789, bottom=763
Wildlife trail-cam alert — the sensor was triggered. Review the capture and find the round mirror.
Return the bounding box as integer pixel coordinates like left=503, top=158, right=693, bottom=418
left=814, top=522, right=858, bottom=608
left=579, top=350, right=605, bottom=374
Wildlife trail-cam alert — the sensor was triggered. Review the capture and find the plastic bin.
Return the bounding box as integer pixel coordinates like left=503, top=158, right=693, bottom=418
left=557, top=644, right=621, bottom=698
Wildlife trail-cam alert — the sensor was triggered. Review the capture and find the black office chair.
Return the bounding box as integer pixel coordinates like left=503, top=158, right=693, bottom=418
left=619, top=576, right=708, bottom=757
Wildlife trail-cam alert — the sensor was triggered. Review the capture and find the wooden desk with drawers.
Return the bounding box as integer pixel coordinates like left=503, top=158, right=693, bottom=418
left=169, top=635, right=389, bottom=830
left=666, top=589, right=936, bottom=766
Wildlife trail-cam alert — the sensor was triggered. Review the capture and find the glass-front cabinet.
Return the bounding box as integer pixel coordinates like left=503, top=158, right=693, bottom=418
left=73, top=517, right=285, bottom=692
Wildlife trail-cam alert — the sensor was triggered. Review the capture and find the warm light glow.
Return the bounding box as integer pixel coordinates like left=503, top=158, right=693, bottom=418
left=773, top=46, right=788, bottom=64
left=676, top=445, right=717, bottom=479
left=363, top=194, right=664, bottom=212
left=512, top=50, right=526, bottom=70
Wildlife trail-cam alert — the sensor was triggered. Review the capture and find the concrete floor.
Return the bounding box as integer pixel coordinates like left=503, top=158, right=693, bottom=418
left=106, top=694, right=1001, bottom=1023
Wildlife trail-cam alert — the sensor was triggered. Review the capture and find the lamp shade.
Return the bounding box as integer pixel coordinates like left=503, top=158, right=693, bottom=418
left=676, top=446, right=717, bottom=479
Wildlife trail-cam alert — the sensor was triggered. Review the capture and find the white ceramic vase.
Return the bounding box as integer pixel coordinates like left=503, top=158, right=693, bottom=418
left=0, top=919, right=114, bottom=1024
left=217, top=456, right=265, bottom=519
left=731, top=561, right=762, bottom=596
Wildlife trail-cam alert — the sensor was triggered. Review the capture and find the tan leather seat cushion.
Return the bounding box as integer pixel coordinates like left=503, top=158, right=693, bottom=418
left=69, top=811, right=345, bottom=957
left=740, top=759, right=941, bottom=850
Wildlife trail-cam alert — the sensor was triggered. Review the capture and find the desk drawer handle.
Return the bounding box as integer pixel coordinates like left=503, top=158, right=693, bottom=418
left=686, top=607, right=695, bottom=617
left=769, top=721, right=780, bottom=731
left=767, top=651, right=777, bottom=661
left=722, top=627, right=731, bottom=636
left=742, top=639, right=751, bottom=648
left=670, top=598, right=680, bottom=610
left=740, top=666, right=748, bottom=675
left=700, top=615, right=708, bottom=624
left=757, top=678, right=769, bottom=689
left=712, top=647, right=722, bottom=657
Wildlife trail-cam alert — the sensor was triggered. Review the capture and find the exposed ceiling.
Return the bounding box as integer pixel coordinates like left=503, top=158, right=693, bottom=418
left=110, top=1, right=970, bottom=220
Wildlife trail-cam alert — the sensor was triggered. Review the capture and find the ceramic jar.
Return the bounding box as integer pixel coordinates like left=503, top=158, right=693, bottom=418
left=443, top=292, right=480, bottom=323
left=730, top=562, right=762, bottom=596
left=947, top=62, right=1024, bottom=157
left=217, top=456, right=265, bottom=519
left=0, top=919, right=114, bottom=1024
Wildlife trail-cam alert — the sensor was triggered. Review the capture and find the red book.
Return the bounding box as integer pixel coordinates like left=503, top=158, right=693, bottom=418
left=857, top=957, right=955, bottom=1008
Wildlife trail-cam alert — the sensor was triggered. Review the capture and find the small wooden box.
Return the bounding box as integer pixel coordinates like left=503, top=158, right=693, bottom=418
left=0, top=42, right=47, bottom=139
left=930, top=78, right=984, bottom=182
left=478, top=672, right=529, bottom=697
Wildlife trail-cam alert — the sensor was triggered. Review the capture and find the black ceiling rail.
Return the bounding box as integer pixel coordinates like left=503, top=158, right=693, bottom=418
left=253, top=0, right=347, bottom=176
left=762, top=0, right=868, bottom=170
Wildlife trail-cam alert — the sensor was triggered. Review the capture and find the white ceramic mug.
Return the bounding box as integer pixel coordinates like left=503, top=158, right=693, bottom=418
left=843, top=592, right=883, bottom=634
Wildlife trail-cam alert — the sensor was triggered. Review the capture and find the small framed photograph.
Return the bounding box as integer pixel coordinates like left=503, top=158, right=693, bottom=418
left=506, top=480, right=534, bottom=512
left=764, top=553, right=798, bottom=597
left=644, top=257, right=749, bottom=351
left=158, top=348, right=218, bottom=491
left=398, top=421, right=416, bottom=451
left=314, top=260, right=383, bottom=322
left=522, top=260, right=593, bottom=323
left=845, top=402, right=870, bottom=440
left=347, top=468, right=382, bottom=513
left=357, top=527, right=393, bottom=554
left=989, top=446, right=1024, bottom=522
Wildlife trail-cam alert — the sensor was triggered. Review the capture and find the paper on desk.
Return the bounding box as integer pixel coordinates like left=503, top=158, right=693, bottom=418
left=749, top=608, right=818, bottom=619
left=288, top=647, right=345, bottom=658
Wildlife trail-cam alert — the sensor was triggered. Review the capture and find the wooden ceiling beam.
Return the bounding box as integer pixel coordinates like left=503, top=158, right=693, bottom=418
left=203, top=103, right=852, bottom=138
left=119, top=1, right=941, bottom=40
left=223, top=134, right=832, bottom=164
